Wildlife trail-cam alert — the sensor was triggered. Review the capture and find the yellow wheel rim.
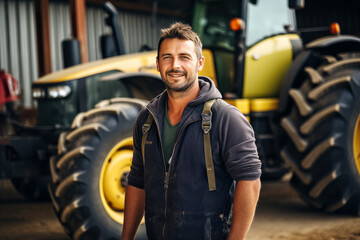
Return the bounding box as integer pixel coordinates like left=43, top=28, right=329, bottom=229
left=354, top=114, right=360, bottom=176
left=99, top=137, right=134, bottom=224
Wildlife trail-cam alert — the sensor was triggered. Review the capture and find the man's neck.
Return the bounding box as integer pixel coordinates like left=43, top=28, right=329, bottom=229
left=166, top=81, right=200, bottom=125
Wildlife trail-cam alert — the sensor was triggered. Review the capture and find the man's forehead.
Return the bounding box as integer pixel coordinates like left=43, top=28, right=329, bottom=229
left=159, top=38, right=195, bottom=53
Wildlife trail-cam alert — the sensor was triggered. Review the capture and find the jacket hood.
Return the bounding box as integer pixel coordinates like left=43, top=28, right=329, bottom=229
left=188, top=76, right=222, bottom=106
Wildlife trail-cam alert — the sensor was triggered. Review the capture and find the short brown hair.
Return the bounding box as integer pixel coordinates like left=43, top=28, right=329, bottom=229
left=157, top=22, right=202, bottom=60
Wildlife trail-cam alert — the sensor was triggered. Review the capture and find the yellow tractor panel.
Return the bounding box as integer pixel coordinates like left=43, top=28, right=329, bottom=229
left=243, top=34, right=300, bottom=98
left=199, top=49, right=218, bottom=87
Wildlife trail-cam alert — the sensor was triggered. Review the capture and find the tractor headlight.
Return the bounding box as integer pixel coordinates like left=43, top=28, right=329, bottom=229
left=32, top=85, right=72, bottom=99
left=32, top=88, right=46, bottom=99
left=47, top=85, right=72, bottom=98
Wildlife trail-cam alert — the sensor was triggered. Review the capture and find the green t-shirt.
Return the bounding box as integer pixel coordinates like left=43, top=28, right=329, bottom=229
left=162, top=101, right=179, bottom=165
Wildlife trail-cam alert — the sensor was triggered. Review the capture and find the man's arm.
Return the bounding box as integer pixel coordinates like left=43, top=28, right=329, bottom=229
left=121, top=185, right=145, bottom=240
left=228, top=179, right=261, bottom=240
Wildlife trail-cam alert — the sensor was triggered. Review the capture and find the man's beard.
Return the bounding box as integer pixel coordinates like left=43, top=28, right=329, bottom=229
left=163, top=69, right=197, bottom=94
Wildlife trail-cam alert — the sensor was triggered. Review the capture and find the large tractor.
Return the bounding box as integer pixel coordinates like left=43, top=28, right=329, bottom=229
left=1, top=0, right=359, bottom=239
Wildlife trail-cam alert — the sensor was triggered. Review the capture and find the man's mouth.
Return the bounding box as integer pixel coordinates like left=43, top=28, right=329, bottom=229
left=169, top=73, right=183, bottom=77
left=167, top=71, right=185, bottom=78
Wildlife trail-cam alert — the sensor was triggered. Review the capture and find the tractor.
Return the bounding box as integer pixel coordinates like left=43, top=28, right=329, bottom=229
left=1, top=0, right=360, bottom=239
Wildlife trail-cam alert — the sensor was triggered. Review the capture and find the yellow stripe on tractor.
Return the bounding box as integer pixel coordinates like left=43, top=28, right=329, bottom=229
left=250, top=98, right=279, bottom=112
left=226, top=98, right=279, bottom=122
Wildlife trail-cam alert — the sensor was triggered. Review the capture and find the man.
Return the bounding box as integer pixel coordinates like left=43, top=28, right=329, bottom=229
left=122, top=22, right=261, bottom=240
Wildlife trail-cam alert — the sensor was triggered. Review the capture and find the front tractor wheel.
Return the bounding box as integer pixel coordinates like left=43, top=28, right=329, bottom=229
left=49, top=98, right=148, bottom=240
left=281, top=55, right=360, bottom=215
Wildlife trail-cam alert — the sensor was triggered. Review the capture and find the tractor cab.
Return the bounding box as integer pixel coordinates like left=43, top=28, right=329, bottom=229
left=192, top=0, right=302, bottom=98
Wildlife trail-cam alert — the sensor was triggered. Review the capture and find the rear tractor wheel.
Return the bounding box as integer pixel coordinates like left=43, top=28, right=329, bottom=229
left=281, top=54, right=360, bottom=215
left=49, top=98, right=148, bottom=240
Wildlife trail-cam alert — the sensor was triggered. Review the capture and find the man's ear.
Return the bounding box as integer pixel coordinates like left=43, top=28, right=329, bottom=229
left=156, top=57, right=160, bottom=72
left=198, top=56, right=205, bottom=71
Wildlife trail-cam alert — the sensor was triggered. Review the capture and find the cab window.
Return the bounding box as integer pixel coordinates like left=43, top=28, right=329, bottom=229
left=246, top=0, right=295, bottom=46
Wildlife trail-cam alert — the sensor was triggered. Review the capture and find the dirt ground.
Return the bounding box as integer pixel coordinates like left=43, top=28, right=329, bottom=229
left=247, top=176, right=360, bottom=240
left=0, top=177, right=360, bottom=240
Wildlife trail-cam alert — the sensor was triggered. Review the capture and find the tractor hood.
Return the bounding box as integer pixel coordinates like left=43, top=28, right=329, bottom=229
left=34, top=51, right=159, bottom=84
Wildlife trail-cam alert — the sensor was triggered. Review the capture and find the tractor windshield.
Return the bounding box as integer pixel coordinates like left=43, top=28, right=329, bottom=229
left=192, top=0, right=295, bottom=48
left=246, top=0, right=295, bottom=46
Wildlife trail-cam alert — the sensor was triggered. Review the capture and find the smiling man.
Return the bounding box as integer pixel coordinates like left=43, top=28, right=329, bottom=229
left=158, top=38, right=202, bottom=94
left=121, top=22, right=261, bottom=240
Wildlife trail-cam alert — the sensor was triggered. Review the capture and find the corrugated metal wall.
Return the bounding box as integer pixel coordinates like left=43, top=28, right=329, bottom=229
left=0, top=0, right=176, bottom=107
left=49, top=0, right=71, bottom=72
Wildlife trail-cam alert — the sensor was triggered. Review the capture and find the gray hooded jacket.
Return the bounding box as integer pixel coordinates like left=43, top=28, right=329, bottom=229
left=128, top=76, right=261, bottom=239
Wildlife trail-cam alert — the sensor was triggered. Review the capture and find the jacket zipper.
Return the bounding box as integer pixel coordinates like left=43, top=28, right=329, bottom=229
left=147, top=109, right=168, bottom=240
left=161, top=117, right=200, bottom=239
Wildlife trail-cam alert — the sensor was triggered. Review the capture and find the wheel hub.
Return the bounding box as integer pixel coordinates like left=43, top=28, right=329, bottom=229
left=99, top=138, right=133, bottom=225
left=120, top=171, right=130, bottom=188
left=103, top=149, right=132, bottom=210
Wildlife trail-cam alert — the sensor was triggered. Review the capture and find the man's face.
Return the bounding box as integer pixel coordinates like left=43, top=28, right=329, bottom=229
left=156, top=38, right=204, bottom=94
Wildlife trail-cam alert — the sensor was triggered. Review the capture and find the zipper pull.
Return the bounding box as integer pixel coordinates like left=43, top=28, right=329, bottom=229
left=164, top=171, right=170, bottom=189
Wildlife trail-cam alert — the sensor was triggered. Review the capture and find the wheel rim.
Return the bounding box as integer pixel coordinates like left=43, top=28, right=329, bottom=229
left=354, top=114, right=360, bottom=175
left=100, top=137, right=133, bottom=224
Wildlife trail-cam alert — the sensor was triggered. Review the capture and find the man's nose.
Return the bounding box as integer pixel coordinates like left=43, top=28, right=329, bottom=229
left=171, top=57, right=181, bottom=69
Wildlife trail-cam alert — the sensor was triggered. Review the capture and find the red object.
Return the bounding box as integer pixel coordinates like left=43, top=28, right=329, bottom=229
left=0, top=70, right=20, bottom=104
left=230, top=18, right=244, bottom=31
left=330, top=22, right=341, bottom=35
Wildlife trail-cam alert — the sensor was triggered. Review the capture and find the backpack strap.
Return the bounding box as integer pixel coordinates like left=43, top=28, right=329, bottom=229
left=202, top=99, right=217, bottom=191
left=141, top=112, right=153, bottom=166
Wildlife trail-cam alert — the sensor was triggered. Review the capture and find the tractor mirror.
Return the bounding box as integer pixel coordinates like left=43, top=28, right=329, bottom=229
left=288, top=0, right=304, bottom=9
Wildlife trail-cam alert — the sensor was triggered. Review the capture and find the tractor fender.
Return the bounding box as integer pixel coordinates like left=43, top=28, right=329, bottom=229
left=278, top=35, right=360, bottom=114
left=306, top=35, right=360, bottom=52
left=100, top=71, right=162, bottom=81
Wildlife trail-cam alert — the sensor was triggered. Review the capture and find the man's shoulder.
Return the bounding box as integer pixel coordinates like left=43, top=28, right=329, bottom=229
left=211, top=99, right=250, bottom=129
left=211, top=98, right=231, bottom=118
left=212, top=98, right=229, bottom=110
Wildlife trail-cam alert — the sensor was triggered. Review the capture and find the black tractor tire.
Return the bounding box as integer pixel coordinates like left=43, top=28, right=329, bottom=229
left=260, top=166, right=289, bottom=181
left=48, top=98, right=148, bottom=240
left=11, top=176, right=50, bottom=201
left=281, top=54, right=360, bottom=215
